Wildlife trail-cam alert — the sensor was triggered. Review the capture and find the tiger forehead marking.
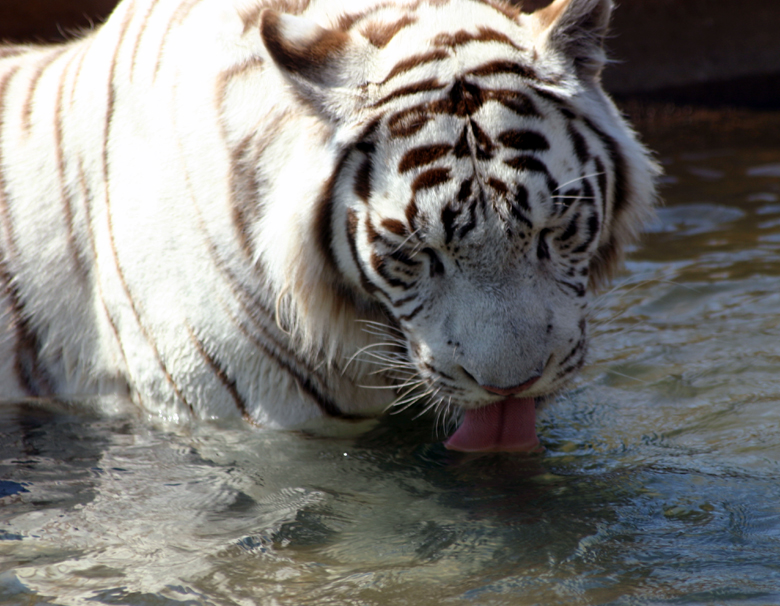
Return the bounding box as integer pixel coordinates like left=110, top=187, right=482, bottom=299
left=0, top=0, right=658, bottom=448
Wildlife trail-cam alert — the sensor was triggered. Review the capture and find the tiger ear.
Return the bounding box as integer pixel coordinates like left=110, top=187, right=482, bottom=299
left=260, top=10, right=351, bottom=85
left=531, top=0, right=613, bottom=80
left=260, top=10, right=366, bottom=120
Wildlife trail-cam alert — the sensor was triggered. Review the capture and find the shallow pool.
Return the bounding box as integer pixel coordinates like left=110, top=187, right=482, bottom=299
left=2, top=107, right=780, bottom=605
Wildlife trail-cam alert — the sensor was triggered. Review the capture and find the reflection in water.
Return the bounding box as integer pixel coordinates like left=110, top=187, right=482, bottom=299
left=3, top=108, right=780, bottom=605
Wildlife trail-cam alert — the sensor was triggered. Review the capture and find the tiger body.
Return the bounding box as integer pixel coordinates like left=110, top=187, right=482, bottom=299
left=0, top=0, right=657, bottom=444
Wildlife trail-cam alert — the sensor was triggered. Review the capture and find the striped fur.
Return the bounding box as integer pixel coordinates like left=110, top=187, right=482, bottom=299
left=0, top=0, right=658, bottom=431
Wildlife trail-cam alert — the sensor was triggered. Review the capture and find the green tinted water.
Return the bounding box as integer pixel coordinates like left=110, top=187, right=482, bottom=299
left=2, top=108, right=780, bottom=605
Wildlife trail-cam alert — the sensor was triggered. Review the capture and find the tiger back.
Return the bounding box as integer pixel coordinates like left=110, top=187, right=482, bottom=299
left=0, top=0, right=658, bottom=448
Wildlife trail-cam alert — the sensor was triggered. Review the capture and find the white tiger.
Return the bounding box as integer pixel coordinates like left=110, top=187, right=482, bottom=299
left=0, top=0, right=658, bottom=450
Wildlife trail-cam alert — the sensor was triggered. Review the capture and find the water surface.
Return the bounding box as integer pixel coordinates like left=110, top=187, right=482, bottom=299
left=2, top=107, right=780, bottom=605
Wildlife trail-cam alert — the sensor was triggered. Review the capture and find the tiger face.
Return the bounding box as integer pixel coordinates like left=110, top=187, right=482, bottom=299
left=259, top=0, right=658, bottom=447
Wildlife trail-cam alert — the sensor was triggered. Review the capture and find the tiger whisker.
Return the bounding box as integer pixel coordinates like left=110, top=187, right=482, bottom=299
left=343, top=341, right=405, bottom=372
left=389, top=385, right=433, bottom=414
left=553, top=171, right=605, bottom=192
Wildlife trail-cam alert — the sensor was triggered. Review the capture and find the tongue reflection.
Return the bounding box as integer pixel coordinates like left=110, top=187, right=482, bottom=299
left=444, top=397, right=540, bottom=453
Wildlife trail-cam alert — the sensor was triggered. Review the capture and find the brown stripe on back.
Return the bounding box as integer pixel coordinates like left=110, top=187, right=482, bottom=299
left=188, top=325, right=252, bottom=422
left=154, top=0, right=207, bottom=81
left=129, top=0, right=163, bottom=83
left=381, top=48, right=449, bottom=84
left=67, top=43, right=90, bottom=105
left=411, top=167, right=451, bottom=194
left=398, top=143, right=451, bottom=173
left=434, top=26, right=523, bottom=51
left=0, top=65, right=22, bottom=257
left=361, top=15, right=416, bottom=48
left=77, top=161, right=139, bottom=405
left=372, top=78, right=445, bottom=108
left=53, top=52, right=89, bottom=282
left=21, top=48, right=67, bottom=135
left=104, top=9, right=195, bottom=415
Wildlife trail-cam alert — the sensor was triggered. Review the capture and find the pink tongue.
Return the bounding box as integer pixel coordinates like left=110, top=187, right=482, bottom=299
left=444, top=397, right=539, bottom=453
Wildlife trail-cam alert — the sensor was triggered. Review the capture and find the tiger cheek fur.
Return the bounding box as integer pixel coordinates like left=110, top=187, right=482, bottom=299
left=0, top=0, right=658, bottom=444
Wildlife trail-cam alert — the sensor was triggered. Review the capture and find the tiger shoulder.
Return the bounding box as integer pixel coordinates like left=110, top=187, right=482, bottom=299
left=0, top=0, right=658, bottom=450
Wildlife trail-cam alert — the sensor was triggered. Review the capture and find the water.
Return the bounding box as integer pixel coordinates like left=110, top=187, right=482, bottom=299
left=3, top=107, right=780, bottom=605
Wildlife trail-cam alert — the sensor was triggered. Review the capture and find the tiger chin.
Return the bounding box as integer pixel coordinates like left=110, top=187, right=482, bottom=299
left=0, top=0, right=658, bottom=451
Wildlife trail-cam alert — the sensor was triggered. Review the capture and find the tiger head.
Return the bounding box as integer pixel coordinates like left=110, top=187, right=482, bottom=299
left=256, top=0, right=658, bottom=448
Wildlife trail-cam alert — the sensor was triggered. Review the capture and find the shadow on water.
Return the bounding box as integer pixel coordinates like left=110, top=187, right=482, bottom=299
left=3, top=107, right=780, bottom=605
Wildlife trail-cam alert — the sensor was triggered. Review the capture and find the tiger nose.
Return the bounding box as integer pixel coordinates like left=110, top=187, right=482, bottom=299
left=481, top=375, right=541, bottom=397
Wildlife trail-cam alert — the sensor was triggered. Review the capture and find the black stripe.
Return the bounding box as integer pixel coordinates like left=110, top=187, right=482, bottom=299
left=556, top=279, right=586, bottom=297
left=412, top=167, right=451, bottom=194
left=498, top=129, right=550, bottom=152
left=188, top=186, right=366, bottom=422
left=441, top=203, right=459, bottom=245
left=398, top=144, right=451, bottom=173
left=315, top=149, right=350, bottom=271
left=458, top=201, right=479, bottom=240
left=381, top=49, right=449, bottom=84
left=0, top=255, right=54, bottom=396
left=504, top=154, right=550, bottom=176
left=0, top=65, right=53, bottom=395
left=557, top=213, right=580, bottom=243
left=571, top=213, right=600, bottom=254
left=371, top=251, right=416, bottom=289
left=189, top=326, right=251, bottom=422
left=471, top=120, right=494, bottom=160
left=485, top=89, right=541, bottom=117
left=346, top=209, right=379, bottom=295
left=373, top=78, right=445, bottom=108
left=399, top=303, right=424, bottom=322
left=466, top=60, right=543, bottom=82
left=582, top=117, right=629, bottom=214
left=567, top=123, right=590, bottom=165
left=509, top=185, right=533, bottom=229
